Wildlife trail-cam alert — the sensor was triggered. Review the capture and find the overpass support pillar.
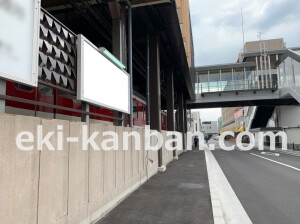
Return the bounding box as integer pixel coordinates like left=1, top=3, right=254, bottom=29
left=111, top=4, right=127, bottom=126
left=149, top=34, right=164, bottom=170
left=166, top=66, right=176, bottom=157
left=178, top=91, right=186, bottom=150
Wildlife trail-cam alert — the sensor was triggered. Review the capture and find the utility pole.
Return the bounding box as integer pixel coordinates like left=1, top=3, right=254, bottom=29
left=241, top=8, right=245, bottom=54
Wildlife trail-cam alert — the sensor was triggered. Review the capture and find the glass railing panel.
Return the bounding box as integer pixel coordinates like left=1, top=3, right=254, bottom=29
left=278, top=63, right=284, bottom=88
left=284, top=57, right=293, bottom=88
left=194, top=66, right=277, bottom=95
left=233, top=68, right=244, bottom=82
left=293, top=59, right=300, bottom=87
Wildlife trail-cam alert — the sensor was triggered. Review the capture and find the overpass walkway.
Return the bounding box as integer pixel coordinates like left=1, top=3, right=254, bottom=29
left=188, top=48, right=300, bottom=109
left=96, top=151, right=214, bottom=224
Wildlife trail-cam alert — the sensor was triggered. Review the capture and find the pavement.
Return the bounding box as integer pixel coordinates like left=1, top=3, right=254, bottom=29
left=211, top=140, right=300, bottom=224
left=96, top=150, right=214, bottom=224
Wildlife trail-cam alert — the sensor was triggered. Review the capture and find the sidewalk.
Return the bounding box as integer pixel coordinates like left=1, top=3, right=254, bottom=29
left=96, top=151, right=214, bottom=224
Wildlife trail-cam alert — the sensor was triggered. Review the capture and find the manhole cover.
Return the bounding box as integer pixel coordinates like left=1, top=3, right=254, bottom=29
left=178, top=183, right=204, bottom=189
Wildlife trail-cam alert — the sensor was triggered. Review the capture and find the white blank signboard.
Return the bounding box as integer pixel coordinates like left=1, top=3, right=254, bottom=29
left=0, top=0, right=40, bottom=86
left=77, top=35, right=130, bottom=114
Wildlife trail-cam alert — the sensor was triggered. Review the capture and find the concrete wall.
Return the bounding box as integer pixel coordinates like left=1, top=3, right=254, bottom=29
left=0, top=113, right=186, bottom=224
left=161, top=131, right=174, bottom=166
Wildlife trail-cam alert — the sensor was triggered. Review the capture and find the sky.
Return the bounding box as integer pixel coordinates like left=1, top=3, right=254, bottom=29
left=189, top=0, right=300, bottom=121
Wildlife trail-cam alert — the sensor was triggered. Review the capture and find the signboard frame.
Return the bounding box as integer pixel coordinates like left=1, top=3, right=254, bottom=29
left=0, top=0, right=41, bottom=87
left=77, top=34, right=130, bottom=114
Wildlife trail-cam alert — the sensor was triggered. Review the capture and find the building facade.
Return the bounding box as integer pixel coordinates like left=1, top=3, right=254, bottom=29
left=191, top=111, right=202, bottom=132
left=202, top=121, right=218, bottom=134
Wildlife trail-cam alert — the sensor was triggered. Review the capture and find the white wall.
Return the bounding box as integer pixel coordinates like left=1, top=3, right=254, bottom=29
left=192, top=112, right=201, bottom=132
left=202, top=121, right=218, bottom=134
left=277, top=106, right=300, bottom=128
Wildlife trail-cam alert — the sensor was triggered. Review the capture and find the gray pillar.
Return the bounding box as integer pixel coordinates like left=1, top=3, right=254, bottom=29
left=149, top=34, right=162, bottom=167
left=166, top=66, right=176, bottom=157
left=112, top=5, right=126, bottom=126
left=178, top=91, right=185, bottom=150
left=0, top=79, right=6, bottom=113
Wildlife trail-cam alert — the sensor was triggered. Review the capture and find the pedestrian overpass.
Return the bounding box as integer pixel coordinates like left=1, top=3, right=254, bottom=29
left=187, top=48, right=300, bottom=109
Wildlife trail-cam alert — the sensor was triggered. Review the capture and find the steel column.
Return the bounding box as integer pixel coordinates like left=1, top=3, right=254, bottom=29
left=184, top=97, right=188, bottom=133
left=149, top=34, right=162, bottom=166
left=125, top=0, right=133, bottom=127
left=178, top=91, right=185, bottom=150
left=146, top=33, right=150, bottom=125
left=166, top=65, right=175, bottom=156
left=112, top=4, right=126, bottom=126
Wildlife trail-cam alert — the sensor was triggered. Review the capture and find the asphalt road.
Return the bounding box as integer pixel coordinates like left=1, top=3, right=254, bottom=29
left=211, top=140, right=300, bottom=224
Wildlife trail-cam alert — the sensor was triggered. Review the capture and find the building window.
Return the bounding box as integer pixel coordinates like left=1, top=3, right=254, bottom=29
left=39, top=84, right=53, bottom=96
left=14, top=83, right=33, bottom=92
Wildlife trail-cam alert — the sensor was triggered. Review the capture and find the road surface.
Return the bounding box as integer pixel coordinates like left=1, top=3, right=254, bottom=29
left=211, top=140, right=300, bottom=224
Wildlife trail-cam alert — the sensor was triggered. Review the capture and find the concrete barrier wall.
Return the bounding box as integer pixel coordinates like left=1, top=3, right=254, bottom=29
left=176, top=132, right=184, bottom=156
left=161, top=131, right=174, bottom=166
left=0, top=113, right=171, bottom=224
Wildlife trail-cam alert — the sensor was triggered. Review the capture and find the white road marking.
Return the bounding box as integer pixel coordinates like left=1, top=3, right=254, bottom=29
left=250, top=153, right=300, bottom=172
left=261, top=152, right=280, bottom=156
left=275, top=150, right=300, bottom=157
left=205, top=148, right=253, bottom=224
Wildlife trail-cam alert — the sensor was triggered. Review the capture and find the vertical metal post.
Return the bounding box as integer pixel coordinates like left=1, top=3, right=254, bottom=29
left=198, top=74, right=200, bottom=94
left=268, top=55, right=272, bottom=88
left=195, top=73, right=198, bottom=94
left=255, top=56, right=259, bottom=89
left=0, top=79, right=6, bottom=113
left=81, top=102, right=89, bottom=122
left=243, top=67, right=246, bottom=89
left=219, top=69, right=222, bottom=91
left=207, top=70, right=210, bottom=92
left=146, top=33, right=150, bottom=125
left=127, top=1, right=133, bottom=127
left=112, top=4, right=126, bottom=126
left=264, top=55, right=268, bottom=88
left=232, top=68, right=235, bottom=90
left=184, top=98, right=187, bottom=133
left=166, top=66, right=175, bottom=157
left=260, top=56, right=265, bottom=89
left=276, top=54, right=280, bottom=87
left=178, top=91, right=185, bottom=150
left=283, top=61, right=286, bottom=87
left=149, top=34, right=162, bottom=167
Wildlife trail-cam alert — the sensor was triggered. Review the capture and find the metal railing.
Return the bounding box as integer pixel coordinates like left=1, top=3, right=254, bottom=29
left=195, top=79, right=278, bottom=95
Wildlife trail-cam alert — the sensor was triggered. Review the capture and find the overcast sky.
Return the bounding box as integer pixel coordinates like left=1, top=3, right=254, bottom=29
left=189, top=0, right=300, bottom=121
